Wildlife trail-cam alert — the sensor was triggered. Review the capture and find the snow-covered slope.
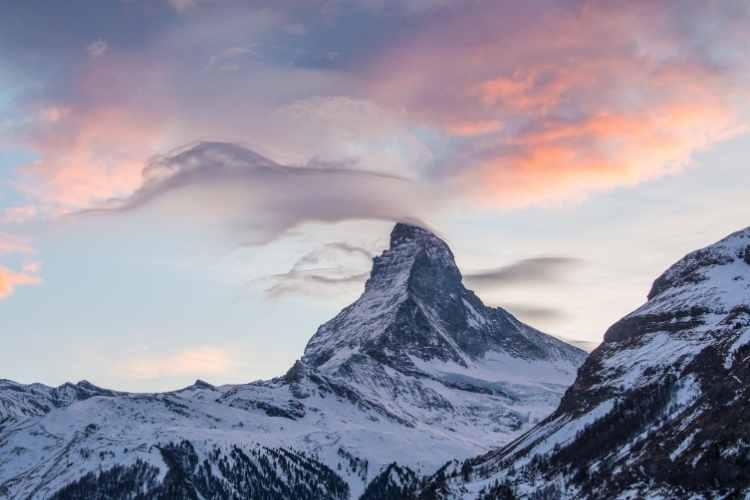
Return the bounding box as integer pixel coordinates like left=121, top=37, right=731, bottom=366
left=0, top=379, right=119, bottom=420
left=0, top=223, right=586, bottom=499
left=420, top=225, right=750, bottom=499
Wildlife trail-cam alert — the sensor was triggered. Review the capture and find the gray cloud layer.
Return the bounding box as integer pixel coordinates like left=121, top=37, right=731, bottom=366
left=497, top=303, right=568, bottom=324
left=464, top=257, right=583, bottom=290
left=465, top=257, right=584, bottom=329
left=82, top=141, right=435, bottom=244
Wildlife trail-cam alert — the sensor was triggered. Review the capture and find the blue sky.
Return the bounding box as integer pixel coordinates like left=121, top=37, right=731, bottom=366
left=1, top=0, right=749, bottom=391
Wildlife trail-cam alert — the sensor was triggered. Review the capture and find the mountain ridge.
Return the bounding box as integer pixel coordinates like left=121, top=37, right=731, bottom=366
left=0, top=223, right=586, bottom=499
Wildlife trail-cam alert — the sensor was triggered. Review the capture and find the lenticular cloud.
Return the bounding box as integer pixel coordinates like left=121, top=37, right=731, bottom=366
left=85, top=141, right=436, bottom=244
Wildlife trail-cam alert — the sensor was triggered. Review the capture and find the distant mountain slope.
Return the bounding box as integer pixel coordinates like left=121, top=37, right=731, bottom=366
left=0, top=223, right=586, bottom=499
left=420, top=225, right=750, bottom=499
left=0, top=379, right=119, bottom=420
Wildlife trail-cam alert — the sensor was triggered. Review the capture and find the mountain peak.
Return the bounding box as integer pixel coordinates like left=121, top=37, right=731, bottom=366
left=389, top=222, right=441, bottom=247
left=368, top=222, right=460, bottom=294
left=302, top=223, right=585, bottom=375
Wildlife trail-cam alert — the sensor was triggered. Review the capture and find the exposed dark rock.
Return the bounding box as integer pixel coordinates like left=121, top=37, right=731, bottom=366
left=303, top=223, right=585, bottom=377
left=284, top=360, right=307, bottom=384
left=603, top=307, right=708, bottom=343
left=191, top=379, right=215, bottom=391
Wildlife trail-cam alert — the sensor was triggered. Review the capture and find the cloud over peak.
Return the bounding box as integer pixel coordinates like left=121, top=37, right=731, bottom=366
left=465, top=256, right=583, bottom=290
left=83, top=141, right=436, bottom=244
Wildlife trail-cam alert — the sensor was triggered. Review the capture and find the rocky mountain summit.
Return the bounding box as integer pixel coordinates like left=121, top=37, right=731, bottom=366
left=304, top=224, right=581, bottom=373
left=418, top=225, right=750, bottom=499
left=0, top=223, right=585, bottom=499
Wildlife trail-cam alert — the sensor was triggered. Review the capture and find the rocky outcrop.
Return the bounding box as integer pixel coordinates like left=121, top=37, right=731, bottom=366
left=303, top=223, right=585, bottom=377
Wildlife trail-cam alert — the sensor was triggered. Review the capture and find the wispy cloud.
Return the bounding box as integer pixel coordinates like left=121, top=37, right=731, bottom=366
left=261, top=242, right=374, bottom=299
left=465, top=257, right=582, bottom=328
left=86, top=39, right=108, bottom=58
left=0, top=233, right=40, bottom=299
left=0, top=232, right=34, bottom=255
left=464, top=257, right=583, bottom=290
left=498, top=303, right=568, bottom=325
left=166, top=0, right=196, bottom=12
left=82, top=141, right=436, bottom=244
left=1, top=206, right=38, bottom=224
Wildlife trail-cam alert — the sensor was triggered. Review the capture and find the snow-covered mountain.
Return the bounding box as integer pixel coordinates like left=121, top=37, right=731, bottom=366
left=419, top=225, right=750, bottom=499
left=0, top=379, right=120, bottom=420
left=0, top=223, right=586, bottom=499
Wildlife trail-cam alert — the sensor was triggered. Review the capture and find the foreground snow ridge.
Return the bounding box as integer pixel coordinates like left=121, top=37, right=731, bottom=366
left=0, top=223, right=586, bottom=499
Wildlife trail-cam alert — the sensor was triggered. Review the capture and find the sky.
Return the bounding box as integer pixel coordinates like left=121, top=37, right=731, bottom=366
left=1, top=0, right=749, bottom=392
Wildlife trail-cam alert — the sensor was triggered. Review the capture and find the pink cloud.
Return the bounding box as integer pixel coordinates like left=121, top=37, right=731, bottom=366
left=8, top=53, right=175, bottom=214
left=38, top=106, right=71, bottom=124
left=17, top=105, right=168, bottom=211
left=1, top=206, right=38, bottom=224
left=0, top=232, right=34, bottom=254
left=368, top=1, right=749, bottom=206
left=446, top=120, right=504, bottom=137
left=7, top=0, right=749, bottom=221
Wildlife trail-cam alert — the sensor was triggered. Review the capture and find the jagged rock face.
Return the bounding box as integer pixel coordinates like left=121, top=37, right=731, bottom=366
left=425, top=226, right=750, bottom=499
left=303, top=224, right=583, bottom=375
left=0, top=223, right=587, bottom=500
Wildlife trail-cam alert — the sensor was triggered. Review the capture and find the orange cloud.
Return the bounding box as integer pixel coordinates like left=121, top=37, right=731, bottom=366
left=0, top=265, right=41, bottom=299
left=114, top=346, right=235, bottom=379
left=476, top=66, right=587, bottom=115
left=0, top=233, right=40, bottom=299
left=369, top=1, right=749, bottom=206
left=465, top=97, right=741, bottom=207
left=446, top=120, right=504, bottom=137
